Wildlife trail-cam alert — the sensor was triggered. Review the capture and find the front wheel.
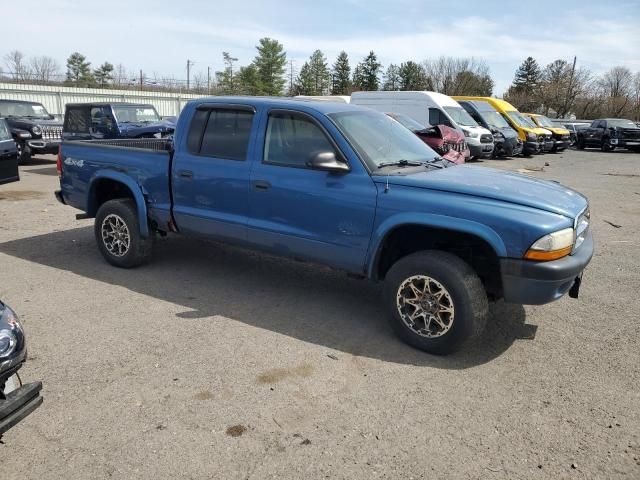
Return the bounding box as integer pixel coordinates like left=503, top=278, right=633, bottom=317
left=601, top=138, right=614, bottom=152
left=384, top=251, right=488, bottom=355
left=16, top=141, right=31, bottom=164
left=94, top=199, right=153, bottom=268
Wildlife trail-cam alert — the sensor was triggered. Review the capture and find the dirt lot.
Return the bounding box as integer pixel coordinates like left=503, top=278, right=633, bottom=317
left=1, top=149, right=639, bottom=479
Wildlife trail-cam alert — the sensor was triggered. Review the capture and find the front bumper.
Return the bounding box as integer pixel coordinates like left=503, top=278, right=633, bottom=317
left=500, top=231, right=593, bottom=305
left=496, top=138, right=523, bottom=157
left=0, top=382, right=43, bottom=436
left=541, top=139, right=554, bottom=152
left=523, top=140, right=540, bottom=155
left=26, top=139, right=60, bottom=154
left=468, top=142, right=494, bottom=158
left=553, top=139, right=570, bottom=151
left=611, top=138, right=640, bottom=148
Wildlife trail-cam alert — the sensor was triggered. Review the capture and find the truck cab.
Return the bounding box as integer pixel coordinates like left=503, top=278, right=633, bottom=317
left=455, top=99, right=522, bottom=157
left=0, top=99, right=62, bottom=163
left=351, top=91, right=495, bottom=159
left=63, top=103, right=175, bottom=141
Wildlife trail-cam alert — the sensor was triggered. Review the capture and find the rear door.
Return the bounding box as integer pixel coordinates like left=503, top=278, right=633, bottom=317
left=0, top=119, right=19, bottom=185
left=171, top=104, right=257, bottom=243
left=246, top=109, right=377, bottom=273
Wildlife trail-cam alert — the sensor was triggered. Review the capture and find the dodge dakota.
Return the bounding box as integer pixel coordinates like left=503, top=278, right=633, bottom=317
left=55, top=97, right=593, bottom=355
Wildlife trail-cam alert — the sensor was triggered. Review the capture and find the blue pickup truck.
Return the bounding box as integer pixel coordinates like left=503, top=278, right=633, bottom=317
left=55, top=97, right=593, bottom=355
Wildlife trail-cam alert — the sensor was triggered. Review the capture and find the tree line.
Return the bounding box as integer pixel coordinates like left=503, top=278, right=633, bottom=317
left=505, top=56, right=640, bottom=120
left=2, top=42, right=639, bottom=120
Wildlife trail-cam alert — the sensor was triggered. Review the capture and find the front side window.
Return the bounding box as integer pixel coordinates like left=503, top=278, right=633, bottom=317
left=507, top=111, right=536, bottom=129
left=264, top=112, right=336, bottom=168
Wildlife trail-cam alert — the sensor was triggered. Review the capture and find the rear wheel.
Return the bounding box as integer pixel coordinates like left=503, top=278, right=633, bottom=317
left=94, top=199, right=153, bottom=268
left=384, top=251, right=488, bottom=355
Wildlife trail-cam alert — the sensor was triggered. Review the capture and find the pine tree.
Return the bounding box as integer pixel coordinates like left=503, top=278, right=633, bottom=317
left=398, top=61, right=428, bottom=90
left=237, top=64, right=262, bottom=95
left=352, top=64, right=365, bottom=91
left=382, top=64, right=400, bottom=91
left=308, top=50, right=330, bottom=95
left=293, top=62, right=314, bottom=95
left=512, top=57, right=541, bottom=94
left=331, top=51, right=351, bottom=95
left=356, top=51, right=382, bottom=91
left=66, top=52, right=94, bottom=87
left=253, top=37, right=287, bottom=95
left=94, top=62, right=114, bottom=87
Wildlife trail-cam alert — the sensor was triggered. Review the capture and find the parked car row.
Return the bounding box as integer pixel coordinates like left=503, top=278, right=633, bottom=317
left=0, top=99, right=176, bottom=165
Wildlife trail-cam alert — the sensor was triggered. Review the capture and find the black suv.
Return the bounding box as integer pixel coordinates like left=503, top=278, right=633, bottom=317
left=0, top=99, right=63, bottom=163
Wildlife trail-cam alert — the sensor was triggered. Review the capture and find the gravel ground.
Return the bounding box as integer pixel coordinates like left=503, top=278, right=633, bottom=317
left=0, top=149, right=638, bottom=479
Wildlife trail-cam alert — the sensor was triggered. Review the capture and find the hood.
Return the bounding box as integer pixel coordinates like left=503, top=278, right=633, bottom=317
left=375, top=165, right=587, bottom=218
left=545, top=126, right=570, bottom=135
left=462, top=125, right=492, bottom=136
left=6, top=117, right=62, bottom=130
left=493, top=126, right=518, bottom=139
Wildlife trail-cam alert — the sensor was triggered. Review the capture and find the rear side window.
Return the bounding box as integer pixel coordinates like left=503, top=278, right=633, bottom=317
left=187, top=108, right=254, bottom=161
left=64, top=107, right=91, bottom=133
left=263, top=112, right=336, bottom=168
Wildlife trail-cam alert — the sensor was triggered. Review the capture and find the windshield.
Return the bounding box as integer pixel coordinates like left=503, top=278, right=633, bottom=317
left=482, top=111, right=510, bottom=129
left=329, top=111, right=440, bottom=170
left=386, top=113, right=426, bottom=131
left=507, top=111, right=537, bottom=129
left=443, top=106, right=478, bottom=127
left=0, top=119, right=11, bottom=140
left=112, top=106, right=160, bottom=123
left=608, top=119, right=636, bottom=128
left=0, top=101, right=50, bottom=119
left=533, top=115, right=554, bottom=127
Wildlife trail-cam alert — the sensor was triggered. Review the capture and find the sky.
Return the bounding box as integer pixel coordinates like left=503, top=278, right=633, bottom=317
left=3, top=0, right=640, bottom=95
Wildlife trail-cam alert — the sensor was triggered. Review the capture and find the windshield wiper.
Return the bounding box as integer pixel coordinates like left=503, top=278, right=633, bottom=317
left=377, top=159, right=425, bottom=169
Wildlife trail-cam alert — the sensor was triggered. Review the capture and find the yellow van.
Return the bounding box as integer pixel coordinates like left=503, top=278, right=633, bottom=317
left=453, top=96, right=550, bottom=155
left=523, top=113, right=571, bottom=152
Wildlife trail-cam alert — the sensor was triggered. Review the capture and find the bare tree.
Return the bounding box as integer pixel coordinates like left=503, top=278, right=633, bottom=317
left=422, top=57, right=494, bottom=96
left=112, top=63, right=131, bottom=87
left=4, top=50, right=30, bottom=81
left=30, top=56, right=61, bottom=82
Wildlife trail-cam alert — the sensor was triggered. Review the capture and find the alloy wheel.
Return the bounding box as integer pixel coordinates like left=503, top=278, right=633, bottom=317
left=396, top=275, right=455, bottom=338
left=101, top=213, right=131, bottom=257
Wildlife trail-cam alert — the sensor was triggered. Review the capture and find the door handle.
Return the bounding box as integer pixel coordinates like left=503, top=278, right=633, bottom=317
left=178, top=170, right=193, bottom=178
left=252, top=180, right=271, bottom=190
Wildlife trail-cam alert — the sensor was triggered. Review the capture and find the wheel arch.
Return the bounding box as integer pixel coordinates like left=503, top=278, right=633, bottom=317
left=87, top=171, right=150, bottom=238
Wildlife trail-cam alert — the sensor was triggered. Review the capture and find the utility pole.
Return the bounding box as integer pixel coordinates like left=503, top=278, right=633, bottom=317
left=207, top=66, right=211, bottom=95
left=186, top=59, right=195, bottom=91
left=139, top=69, right=143, bottom=91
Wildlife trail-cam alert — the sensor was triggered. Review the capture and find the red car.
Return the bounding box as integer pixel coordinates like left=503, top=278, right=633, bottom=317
left=386, top=113, right=469, bottom=164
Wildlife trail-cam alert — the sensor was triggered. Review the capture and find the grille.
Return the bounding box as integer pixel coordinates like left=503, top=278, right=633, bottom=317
left=41, top=125, right=63, bottom=141
left=480, top=134, right=493, bottom=143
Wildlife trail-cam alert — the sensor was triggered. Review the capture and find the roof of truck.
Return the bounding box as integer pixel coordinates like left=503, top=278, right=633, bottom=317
left=0, top=99, right=44, bottom=105
left=188, top=96, right=369, bottom=114
left=66, top=102, right=156, bottom=107
left=351, top=90, right=460, bottom=107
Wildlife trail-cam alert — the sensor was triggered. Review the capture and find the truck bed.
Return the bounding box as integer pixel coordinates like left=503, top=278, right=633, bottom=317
left=59, top=138, right=174, bottom=231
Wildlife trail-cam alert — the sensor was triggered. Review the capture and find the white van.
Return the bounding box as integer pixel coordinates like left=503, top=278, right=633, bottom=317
left=294, top=95, right=351, bottom=103
left=351, top=91, right=494, bottom=159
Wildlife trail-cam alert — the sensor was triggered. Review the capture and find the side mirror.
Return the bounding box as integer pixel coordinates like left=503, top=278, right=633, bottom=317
left=306, top=151, right=349, bottom=173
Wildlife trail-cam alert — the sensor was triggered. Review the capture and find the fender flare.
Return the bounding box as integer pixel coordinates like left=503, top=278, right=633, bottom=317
left=366, top=213, right=507, bottom=280
left=87, top=170, right=150, bottom=238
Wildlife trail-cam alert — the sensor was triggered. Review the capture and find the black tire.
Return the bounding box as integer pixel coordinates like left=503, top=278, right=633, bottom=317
left=16, top=141, right=31, bottom=164
left=94, top=199, right=153, bottom=268
left=383, top=251, right=488, bottom=355
left=576, top=136, right=586, bottom=150
left=601, top=138, right=613, bottom=152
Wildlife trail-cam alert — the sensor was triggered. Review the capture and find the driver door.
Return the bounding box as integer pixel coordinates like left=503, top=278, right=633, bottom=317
left=247, top=109, right=377, bottom=273
left=0, top=120, right=19, bottom=184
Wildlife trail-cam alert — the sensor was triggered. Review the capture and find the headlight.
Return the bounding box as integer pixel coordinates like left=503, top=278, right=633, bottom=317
left=526, top=132, right=537, bottom=141
left=493, top=131, right=504, bottom=139
left=17, top=131, right=32, bottom=139
left=0, top=305, right=22, bottom=359
left=524, top=227, right=574, bottom=261
left=0, top=329, right=17, bottom=358
left=462, top=129, right=479, bottom=139
left=31, top=125, right=42, bottom=136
